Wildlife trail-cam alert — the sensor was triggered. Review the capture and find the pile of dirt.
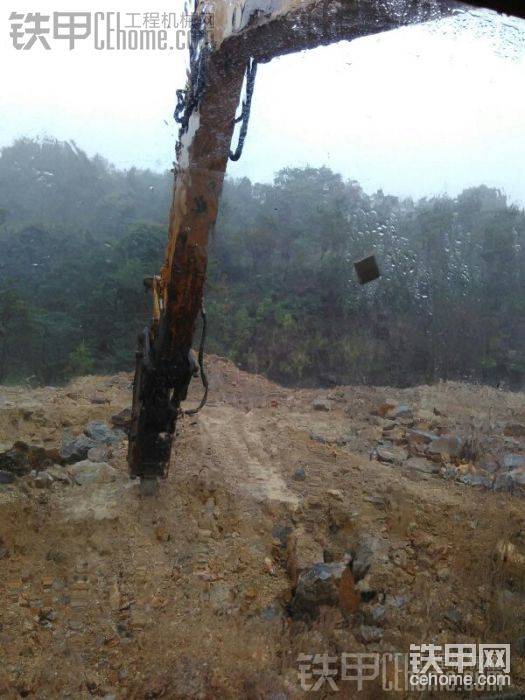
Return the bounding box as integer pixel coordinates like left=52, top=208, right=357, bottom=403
left=0, top=356, right=524, bottom=697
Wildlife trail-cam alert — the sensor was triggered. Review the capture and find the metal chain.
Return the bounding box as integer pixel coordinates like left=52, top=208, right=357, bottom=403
left=229, top=58, right=258, bottom=162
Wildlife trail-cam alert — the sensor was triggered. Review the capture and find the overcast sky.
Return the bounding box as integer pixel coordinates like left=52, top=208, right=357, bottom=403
left=1, top=1, right=525, bottom=203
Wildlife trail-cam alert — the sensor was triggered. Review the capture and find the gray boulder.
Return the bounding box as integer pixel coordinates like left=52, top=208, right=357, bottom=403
left=376, top=446, right=408, bottom=464
left=352, top=535, right=389, bottom=582
left=0, top=470, right=15, bottom=484
left=84, top=421, right=125, bottom=445
left=356, top=624, right=383, bottom=643
left=407, top=429, right=436, bottom=446
left=405, top=457, right=439, bottom=474
left=460, top=473, right=492, bottom=488
left=292, top=467, right=307, bottom=481
left=312, top=399, right=331, bottom=412
left=290, top=562, right=349, bottom=618
left=509, top=469, right=525, bottom=486
left=502, top=454, right=525, bottom=471
left=87, top=445, right=109, bottom=462
left=426, top=434, right=462, bottom=459
left=68, top=460, right=117, bottom=486
left=494, top=473, right=514, bottom=492
left=60, top=435, right=97, bottom=463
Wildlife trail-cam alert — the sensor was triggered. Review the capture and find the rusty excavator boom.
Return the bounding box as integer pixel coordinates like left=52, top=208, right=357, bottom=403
left=127, top=0, right=525, bottom=488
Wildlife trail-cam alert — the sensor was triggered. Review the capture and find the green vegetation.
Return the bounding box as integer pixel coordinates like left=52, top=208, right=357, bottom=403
left=0, top=137, right=523, bottom=387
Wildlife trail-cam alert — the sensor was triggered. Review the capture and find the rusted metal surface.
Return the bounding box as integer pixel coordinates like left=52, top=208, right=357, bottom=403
left=127, top=0, right=524, bottom=481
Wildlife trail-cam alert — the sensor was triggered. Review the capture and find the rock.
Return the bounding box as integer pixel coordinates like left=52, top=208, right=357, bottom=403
left=376, top=446, right=407, bottom=464
left=327, top=489, right=344, bottom=501
left=495, top=540, right=525, bottom=585
left=309, top=432, right=327, bottom=444
left=272, top=523, right=293, bottom=547
left=0, top=441, right=60, bottom=475
left=382, top=419, right=396, bottom=430
left=405, top=457, right=439, bottom=474
left=312, top=399, right=331, bottom=412
left=87, top=446, right=109, bottom=463
left=154, top=522, right=171, bottom=542
left=0, top=470, right=15, bottom=484
left=60, top=435, right=97, bottom=463
left=261, top=603, right=282, bottom=621
left=407, top=429, right=436, bottom=446
left=509, top=468, right=525, bottom=486
left=515, top=635, right=525, bottom=656
left=356, top=624, right=383, bottom=644
left=444, top=608, right=462, bottom=627
left=209, top=583, right=232, bottom=613
left=290, top=562, right=359, bottom=618
left=443, top=465, right=458, bottom=480
left=328, top=501, right=355, bottom=532
left=376, top=401, right=397, bottom=417
left=415, top=409, right=438, bottom=423
left=386, top=404, right=412, bottom=420
left=34, top=471, right=54, bottom=489
left=436, top=566, right=450, bottom=581
left=356, top=575, right=377, bottom=602
left=369, top=603, right=386, bottom=622
left=110, top=408, right=132, bottom=431
left=493, top=473, right=514, bottom=492
left=327, top=389, right=345, bottom=402
left=382, top=427, right=406, bottom=444
left=292, top=467, right=306, bottom=481
left=460, top=473, right=492, bottom=488
left=46, top=465, right=71, bottom=483
left=0, top=444, right=31, bottom=475
left=426, top=434, right=462, bottom=459
left=502, top=454, right=525, bottom=471
left=68, top=461, right=117, bottom=486
left=68, top=620, right=84, bottom=631
left=352, top=535, right=389, bottom=582
left=478, top=456, right=500, bottom=474
left=388, top=594, right=408, bottom=609
left=90, top=393, right=110, bottom=405
left=84, top=421, right=125, bottom=445
left=286, top=528, right=324, bottom=586
left=504, top=423, right=525, bottom=438
left=264, top=556, right=276, bottom=575
left=335, top=434, right=354, bottom=446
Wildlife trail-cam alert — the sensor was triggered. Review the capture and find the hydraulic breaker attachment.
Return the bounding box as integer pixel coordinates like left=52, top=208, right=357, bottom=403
left=128, top=319, right=202, bottom=484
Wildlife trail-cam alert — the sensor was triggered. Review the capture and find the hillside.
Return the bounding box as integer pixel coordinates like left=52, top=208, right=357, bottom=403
left=1, top=139, right=524, bottom=389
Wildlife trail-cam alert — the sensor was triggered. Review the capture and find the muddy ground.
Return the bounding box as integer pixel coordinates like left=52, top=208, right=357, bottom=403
left=0, top=356, right=524, bottom=698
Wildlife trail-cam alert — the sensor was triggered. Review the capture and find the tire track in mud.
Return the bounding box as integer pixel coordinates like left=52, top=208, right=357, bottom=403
left=198, top=406, right=299, bottom=506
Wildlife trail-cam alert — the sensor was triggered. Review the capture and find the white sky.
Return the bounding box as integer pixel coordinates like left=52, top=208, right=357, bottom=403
left=1, top=2, right=525, bottom=203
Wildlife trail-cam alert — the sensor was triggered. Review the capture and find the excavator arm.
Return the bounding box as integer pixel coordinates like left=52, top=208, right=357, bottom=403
left=128, top=47, right=246, bottom=483
left=127, top=0, right=522, bottom=486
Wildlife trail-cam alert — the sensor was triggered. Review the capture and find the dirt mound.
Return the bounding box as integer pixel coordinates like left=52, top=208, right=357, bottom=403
left=0, top=357, right=525, bottom=696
